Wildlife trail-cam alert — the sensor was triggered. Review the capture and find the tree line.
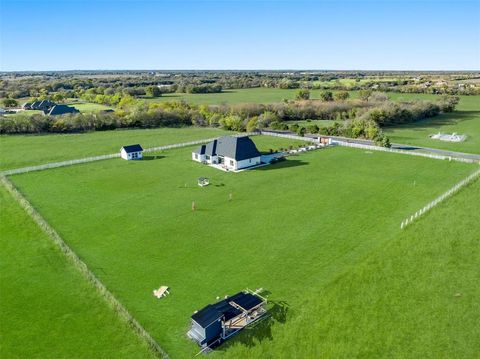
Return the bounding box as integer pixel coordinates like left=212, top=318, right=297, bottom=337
left=1, top=71, right=478, bottom=101
left=0, top=92, right=459, bottom=149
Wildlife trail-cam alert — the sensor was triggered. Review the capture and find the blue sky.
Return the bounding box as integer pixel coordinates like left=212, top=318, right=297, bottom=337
left=0, top=0, right=479, bottom=71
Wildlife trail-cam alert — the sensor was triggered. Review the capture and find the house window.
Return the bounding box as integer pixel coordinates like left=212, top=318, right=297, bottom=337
left=206, top=155, right=210, bottom=160
left=230, top=160, right=234, bottom=166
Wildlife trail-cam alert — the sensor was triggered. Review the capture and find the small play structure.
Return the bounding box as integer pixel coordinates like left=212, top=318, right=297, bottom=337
left=187, top=289, right=268, bottom=353
left=198, top=177, right=210, bottom=187
left=153, top=286, right=170, bottom=299
left=430, top=133, right=467, bottom=142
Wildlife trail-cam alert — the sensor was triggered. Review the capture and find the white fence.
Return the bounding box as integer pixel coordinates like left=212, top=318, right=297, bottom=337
left=1, top=133, right=258, bottom=176
left=260, top=130, right=317, bottom=143
left=400, top=168, right=480, bottom=229
left=2, top=153, right=120, bottom=176
left=334, top=140, right=479, bottom=164
left=2, top=131, right=478, bottom=177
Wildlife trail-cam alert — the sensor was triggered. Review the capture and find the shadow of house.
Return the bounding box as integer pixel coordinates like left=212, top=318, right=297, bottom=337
left=218, top=300, right=290, bottom=351
left=142, top=155, right=165, bottom=161
left=253, top=158, right=308, bottom=171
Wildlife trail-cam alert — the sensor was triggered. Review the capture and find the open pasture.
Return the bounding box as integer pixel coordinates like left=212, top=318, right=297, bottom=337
left=10, top=135, right=476, bottom=358
left=224, top=179, right=480, bottom=358
left=142, top=88, right=446, bottom=105
left=0, top=127, right=230, bottom=171
left=0, top=186, right=155, bottom=359
left=384, top=95, right=480, bottom=154
left=67, top=101, right=113, bottom=113
left=142, top=88, right=347, bottom=105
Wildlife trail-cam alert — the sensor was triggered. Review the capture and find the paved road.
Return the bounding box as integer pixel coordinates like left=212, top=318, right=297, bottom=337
left=327, top=136, right=480, bottom=162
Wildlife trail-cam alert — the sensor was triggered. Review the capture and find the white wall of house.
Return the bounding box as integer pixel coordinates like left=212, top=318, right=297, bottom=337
left=192, top=152, right=205, bottom=162
left=223, top=156, right=261, bottom=170
left=237, top=156, right=261, bottom=170
left=205, top=155, right=218, bottom=164
left=121, top=149, right=143, bottom=160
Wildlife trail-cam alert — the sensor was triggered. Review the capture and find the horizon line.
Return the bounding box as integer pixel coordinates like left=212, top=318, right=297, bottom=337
left=2, top=68, right=480, bottom=73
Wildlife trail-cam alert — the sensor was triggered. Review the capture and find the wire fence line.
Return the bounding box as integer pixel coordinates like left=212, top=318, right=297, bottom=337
left=334, top=140, right=479, bottom=164
left=0, top=175, right=169, bottom=359
left=400, top=168, right=480, bottom=230
left=1, top=133, right=258, bottom=176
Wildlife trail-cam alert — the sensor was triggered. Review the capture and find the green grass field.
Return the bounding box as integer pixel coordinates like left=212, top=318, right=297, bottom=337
left=0, top=186, right=156, bottom=359
left=0, top=127, right=230, bottom=171
left=9, top=136, right=477, bottom=358
left=68, top=101, right=113, bottom=113
left=384, top=95, right=480, bottom=154
left=142, top=88, right=442, bottom=105
left=143, top=88, right=351, bottom=105
left=222, top=179, right=480, bottom=358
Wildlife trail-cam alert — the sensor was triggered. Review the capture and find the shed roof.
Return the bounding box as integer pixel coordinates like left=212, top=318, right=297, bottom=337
left=191, top=292, right=264, bottom=328
left=121, top=144, right=143, bottom=153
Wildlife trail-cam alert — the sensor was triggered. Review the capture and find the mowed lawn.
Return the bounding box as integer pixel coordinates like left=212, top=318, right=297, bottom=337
left=0, top=187, right=155, bottom=359
left=10, top=136, right=476, bottom=358
left=0, top=127, right=230, bottom=171
left=384, top=95, right=480, bottom=154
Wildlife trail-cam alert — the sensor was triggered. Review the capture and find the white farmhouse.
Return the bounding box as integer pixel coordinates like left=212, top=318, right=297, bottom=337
left=192, top=136, right=261, bottom=171
left=120, top=144, right=143, bottom=160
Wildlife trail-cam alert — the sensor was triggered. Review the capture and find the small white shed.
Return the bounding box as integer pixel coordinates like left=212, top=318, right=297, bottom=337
left=120, top=144, right=143, bottom=160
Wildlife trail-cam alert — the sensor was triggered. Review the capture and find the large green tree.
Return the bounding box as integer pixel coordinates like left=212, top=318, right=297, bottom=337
left=145, top=86, right=162, bottom=98
left=320, top=90, right=334, bottom=102
left=295, top=89, right=310, bottom=100
left=3, top=98, right=18, bottom=108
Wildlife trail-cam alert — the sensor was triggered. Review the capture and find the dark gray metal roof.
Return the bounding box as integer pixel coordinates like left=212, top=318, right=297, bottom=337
left=204, top=139, right=218, bottom=157
left=193, top=144, right=206, bottom=155
left=216, top=136, right=260, bottom=161
left=121, top=144, right=143, bottom=153
left=48, top=105, right=79, bottom=116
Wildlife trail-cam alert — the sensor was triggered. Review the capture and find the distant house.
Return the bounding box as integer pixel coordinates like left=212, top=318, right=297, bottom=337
left=30, top=101, right=41, bottom=110
left=47, top=105, right=79, bottom=116
left=192, top=136, right=261, bottom=171
left=120, top=144, right=143, bottom=160
left=22, top=102, right=32, bottom=110
left=0, top=108, right=6, bottom=115
left=30, top=100, right=55, bottom=112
